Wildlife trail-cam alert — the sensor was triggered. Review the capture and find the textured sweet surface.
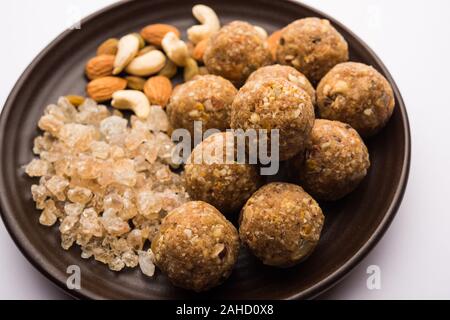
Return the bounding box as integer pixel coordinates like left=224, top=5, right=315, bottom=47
left=25, top=97, right=189, bottom=273
left=239, top=182, right=324, bottom=267
left=152, top=201, right=239, bottom=291
left=231, top=77, right=315, bottom=161
left=166, top=75, right=237, bottom=137
left=204, top=21, right=272, bottom=86
left=246, top=64, right=316, bottom=106
left=298, top=119, right=370, bottom=200
left=316, top=62, right=395, bottom=137
left=184, top=132, right=262, bottom=215
left=277, top=17, right=348, bottom=84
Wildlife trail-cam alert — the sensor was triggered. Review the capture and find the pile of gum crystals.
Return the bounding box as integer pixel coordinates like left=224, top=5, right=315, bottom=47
left=25, top=97, right=190, bottom=274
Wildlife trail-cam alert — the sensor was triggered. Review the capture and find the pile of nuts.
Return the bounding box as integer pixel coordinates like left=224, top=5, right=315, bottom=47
left=79, top=4, right=221, bottom=115
left=25, top=3, right=395, bottom=292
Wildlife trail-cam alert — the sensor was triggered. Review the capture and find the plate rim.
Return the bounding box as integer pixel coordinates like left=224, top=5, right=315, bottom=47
left=0, top=0, right=411, bottom=300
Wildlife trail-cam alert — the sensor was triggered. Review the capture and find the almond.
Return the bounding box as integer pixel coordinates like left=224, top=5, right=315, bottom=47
left=143, top=76, right=172, bottom=107
left=268, top=29, right=282, bottom=60
left=140, top=24, right=180, bottom=47
left=193, top=39, right=208, bottom=62
left=85, top=55, right=115, bottom=80
left=86, top=76, right=127, bottom=102
left=125, top=76, right=146, bottom=91
left=96, top=38, right=119, bottom=56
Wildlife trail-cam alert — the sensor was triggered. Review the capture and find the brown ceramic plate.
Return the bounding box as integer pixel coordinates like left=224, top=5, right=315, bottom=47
left=0, top=0, right=410, bottom=299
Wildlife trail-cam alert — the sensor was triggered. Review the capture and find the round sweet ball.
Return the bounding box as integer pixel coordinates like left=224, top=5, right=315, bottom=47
left=277, top=17, right=349, bottom=84
left=239, top=182, right=324, bottom=267
left=166, top=75, right=237, bottom=137
left=184, top=132, right=262, bottom=215
left=316, top=62, right=395, bottom=137
left=231, top=77, right=315, bottom=161
left=152, top=201, right=239, bottom=292
left=204, top=21, right=273, bottom=86
left=246, top=64, right=316, bottom=106
left=299, top=119, right=370, bottom=201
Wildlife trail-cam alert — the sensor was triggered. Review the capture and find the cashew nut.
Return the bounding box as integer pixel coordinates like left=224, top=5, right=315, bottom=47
left=111, top=90, right=150, bottom=119
left=137, top=45, right=157, bottom=57
left=254, top=26, right=268, bottom=40
left=125, top=49, right=166, bottom=77
left=187, top=5, right=220, bottom=44
left=133, top=33, right=146, bottom=49
left=113, top=34, right=140, bottom=75
left=158, top=59, right=178, bottom=78
left=183, top=58, right=199, bottom=82
left=161, top=32, right=189, bottom=67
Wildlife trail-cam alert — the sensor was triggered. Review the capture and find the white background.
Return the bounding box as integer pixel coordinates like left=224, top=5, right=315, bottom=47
left=0, top=0, right=449, bottom=299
